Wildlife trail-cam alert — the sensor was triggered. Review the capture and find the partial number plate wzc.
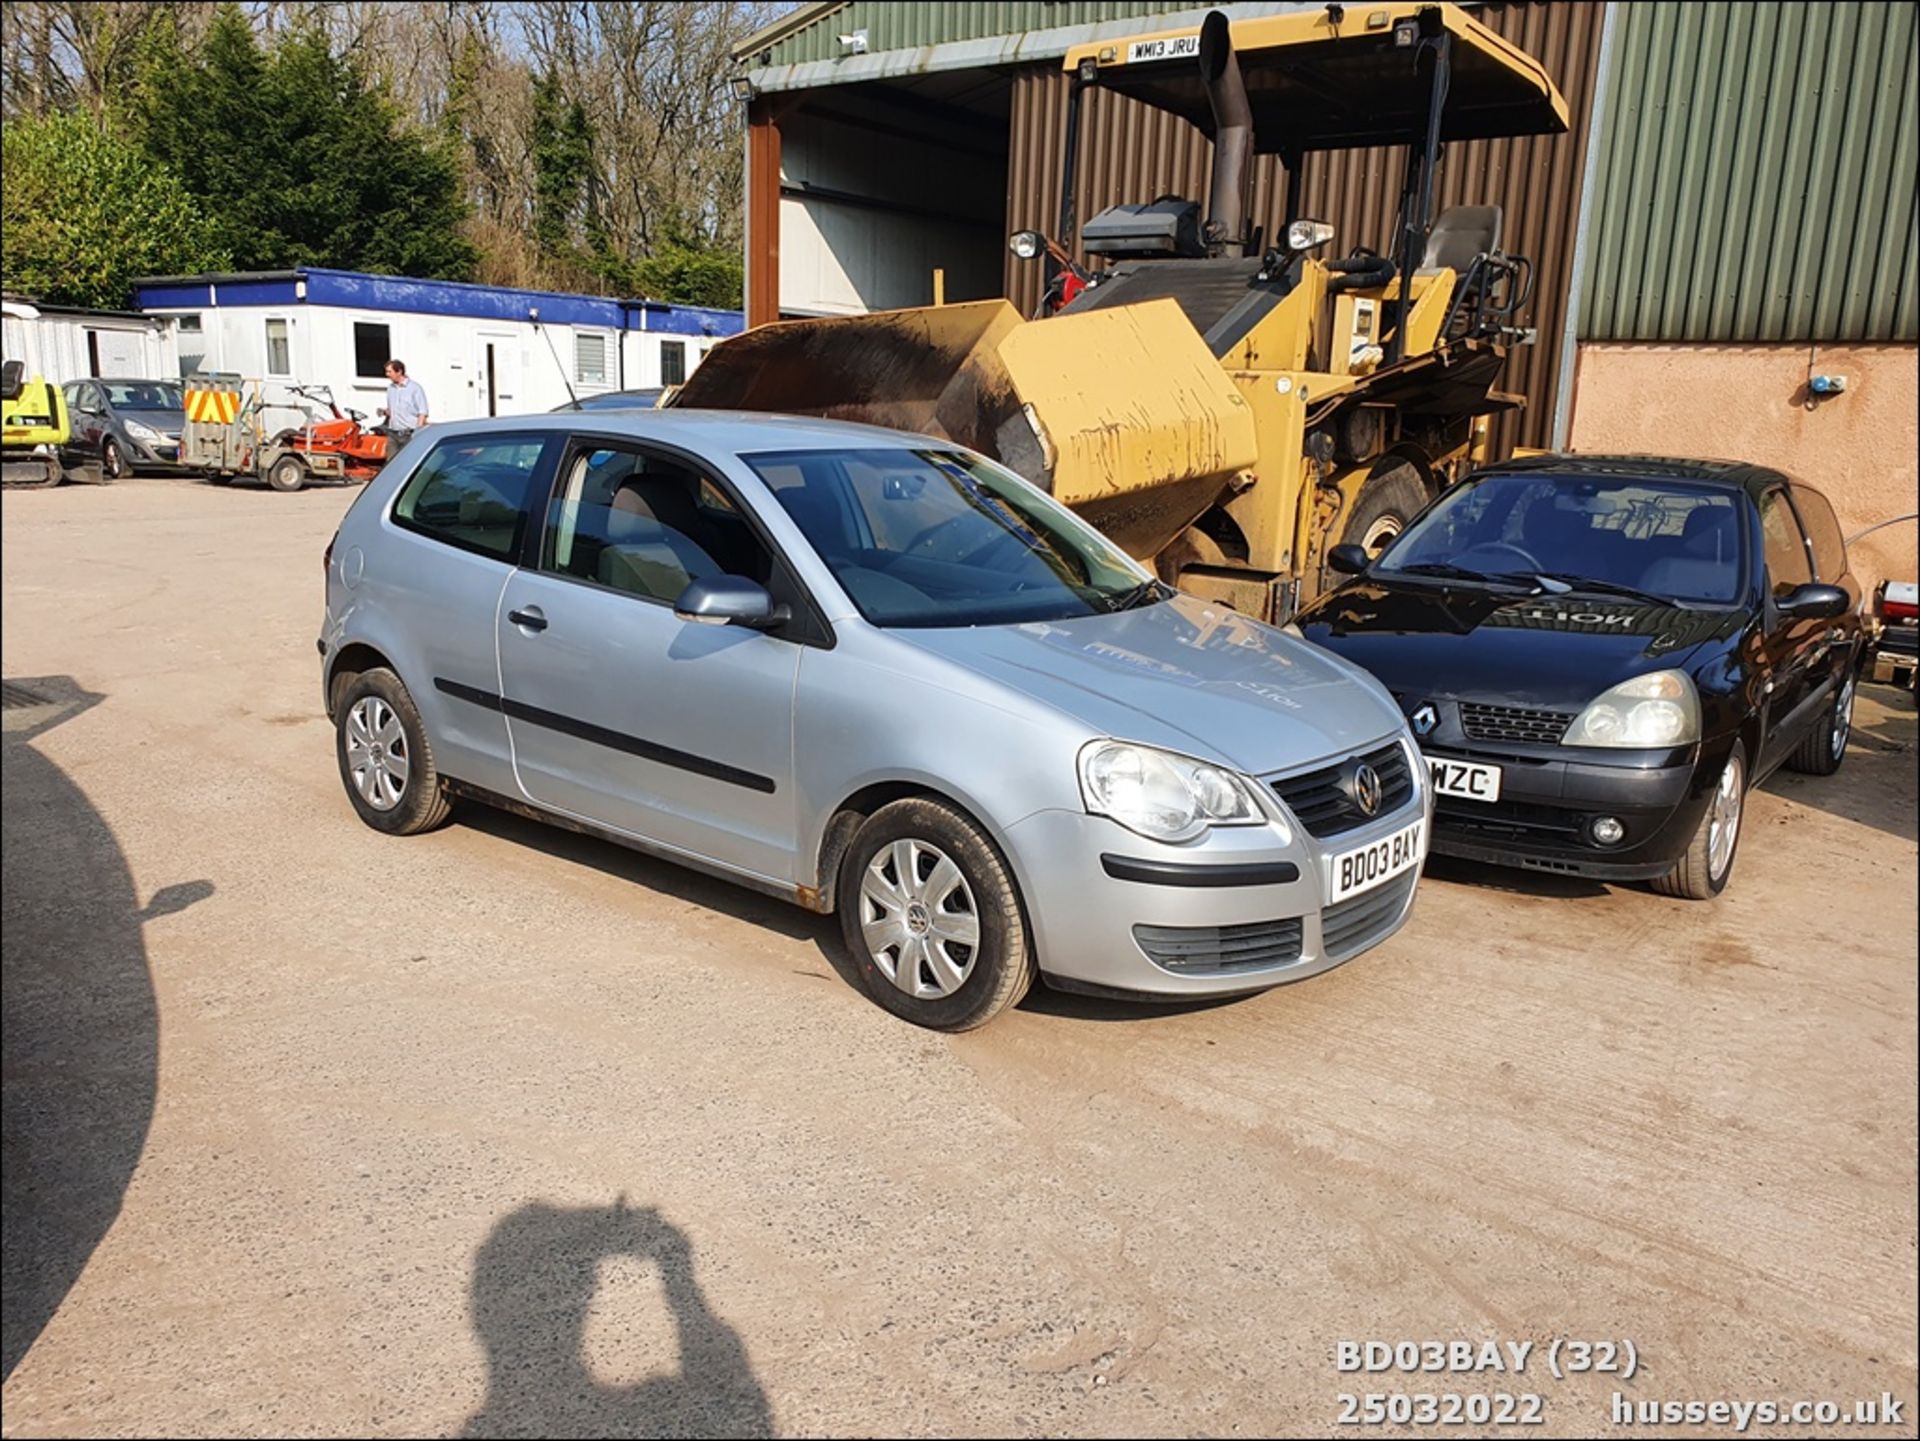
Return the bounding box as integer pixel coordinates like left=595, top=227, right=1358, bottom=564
left=1428, top=757, right=1502, bottom=803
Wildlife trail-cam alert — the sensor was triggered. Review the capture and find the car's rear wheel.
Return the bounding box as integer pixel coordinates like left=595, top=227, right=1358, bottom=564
left=837, top=799, right=1035, bottom=1030
left=1652, top=744, right=1745, bottom=900
left=334, top=668, right=452, bottom=835
left=1786, top=670, right=1854, bottom=776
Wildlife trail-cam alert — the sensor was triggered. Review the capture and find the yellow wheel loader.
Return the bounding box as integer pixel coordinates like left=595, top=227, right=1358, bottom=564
left=676, top=2, right=1568, bottom=621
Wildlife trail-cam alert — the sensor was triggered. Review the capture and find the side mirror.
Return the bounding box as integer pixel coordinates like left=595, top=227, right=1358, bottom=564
left=1, top=360, right=22, bottom=402
left=673, top=575, right=787, bottom=629
left=1776, top=582, right=1849, bottom=621
left=1327, top=543, right=1372, bottom=576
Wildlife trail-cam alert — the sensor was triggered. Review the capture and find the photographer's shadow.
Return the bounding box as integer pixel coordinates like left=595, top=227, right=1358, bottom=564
left=462, top=1199, right=773, bottom=1439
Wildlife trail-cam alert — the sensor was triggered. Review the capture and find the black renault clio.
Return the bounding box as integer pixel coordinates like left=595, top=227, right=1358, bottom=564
left=1298, top=456, right=1863, bottom=898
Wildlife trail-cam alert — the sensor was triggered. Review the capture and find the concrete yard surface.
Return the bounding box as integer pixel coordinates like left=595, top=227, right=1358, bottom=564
left=2, top=478, right=1915, bottom=1438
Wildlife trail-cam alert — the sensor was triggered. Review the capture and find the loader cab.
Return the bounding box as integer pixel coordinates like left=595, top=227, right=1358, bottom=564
left=1040, top=2, right=1567, bottom=360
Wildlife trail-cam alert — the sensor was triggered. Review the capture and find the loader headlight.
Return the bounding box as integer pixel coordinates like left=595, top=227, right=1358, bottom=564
left=1077, top=739, right=1279, bottom=844
left=1009, top=230, right=1044, bottom=261
left=1563, top=670, right=1700, bottom=748
left=1287, top=219, right=1336, bottom=253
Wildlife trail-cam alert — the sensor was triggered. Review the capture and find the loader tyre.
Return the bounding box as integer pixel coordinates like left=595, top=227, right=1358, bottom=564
left=1341, top=461, right=1430, bottom=555
left=267, top=455, right=310, bottom=492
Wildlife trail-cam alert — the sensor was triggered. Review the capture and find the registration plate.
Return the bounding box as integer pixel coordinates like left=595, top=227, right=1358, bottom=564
left=1128, top=35, right=1200, bottom=61
left=1328, top=819, right=1426, bottom=904
left=1428, top=756, right=1502, bottom=803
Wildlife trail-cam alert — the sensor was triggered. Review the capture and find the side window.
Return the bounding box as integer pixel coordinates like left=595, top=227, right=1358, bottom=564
left=574, top=333, right=609, bottom=386
left=1759, top=488, right=1812, bottom=596
left=264, top=317, right=291, bottom=376
left=660, top=340, right=687, bottom=387
left=1791, top=485, right=1848, bottom=582
left=392, top=433, right=550, bottom=560
left=542, top=443, right=772, bottom=603
left=353, top=322, right=391, bottom=380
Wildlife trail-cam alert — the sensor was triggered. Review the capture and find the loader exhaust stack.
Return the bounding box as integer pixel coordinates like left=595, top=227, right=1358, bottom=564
left=1198, top=10, right=1254, bottom=255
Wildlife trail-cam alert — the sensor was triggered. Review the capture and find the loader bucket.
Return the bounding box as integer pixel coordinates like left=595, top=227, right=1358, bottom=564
left=672, top=299, right=1027, bottom=452
left=672, top=297, right=1258, bottom=561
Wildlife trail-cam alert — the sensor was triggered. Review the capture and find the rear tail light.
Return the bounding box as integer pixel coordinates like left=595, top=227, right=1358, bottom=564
left=323, top=531, right=337, bottom=575
left=1884, top=598, right=1919, bottom=622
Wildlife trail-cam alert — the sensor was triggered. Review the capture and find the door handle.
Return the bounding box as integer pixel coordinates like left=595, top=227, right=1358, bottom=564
left=508, top=606, right=548, bottom=632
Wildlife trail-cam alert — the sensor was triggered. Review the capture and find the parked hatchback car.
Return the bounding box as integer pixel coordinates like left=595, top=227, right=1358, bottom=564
left=1299, top=456, right=1863, bottom=899
left=320, top=413, right=1430, bottom=1029
left=61, top=377, right=188, bottom=477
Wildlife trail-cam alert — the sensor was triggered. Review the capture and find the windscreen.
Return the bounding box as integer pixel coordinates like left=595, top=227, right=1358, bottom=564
left=745, top=447, right=1155, bottom=627
left=1378, top=474, right=1748, bottom=605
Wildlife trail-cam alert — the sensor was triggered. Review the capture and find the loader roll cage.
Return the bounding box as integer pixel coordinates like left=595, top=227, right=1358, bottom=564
left=1055, top=2, right=1568, bottom=359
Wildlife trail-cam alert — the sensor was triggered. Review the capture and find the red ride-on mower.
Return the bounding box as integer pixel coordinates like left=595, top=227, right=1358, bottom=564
left=265, top=384, right=390, bottom=491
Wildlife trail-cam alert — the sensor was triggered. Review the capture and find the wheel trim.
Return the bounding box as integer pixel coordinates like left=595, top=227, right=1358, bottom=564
left=1707, top=751, right=1744, bottom=880
left=1832, top=676, right=1855, bottom=760
left=345, top=696, right=410, bottom=811
left=859, top=838, right=979, bottom=999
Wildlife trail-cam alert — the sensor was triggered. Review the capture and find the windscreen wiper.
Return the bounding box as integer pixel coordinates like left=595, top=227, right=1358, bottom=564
left=1532, top=572, right=1677, bottom=606
left=1393, top=562, right=1536, bottom=589
left=1103, top=578, right=1166, bottom=612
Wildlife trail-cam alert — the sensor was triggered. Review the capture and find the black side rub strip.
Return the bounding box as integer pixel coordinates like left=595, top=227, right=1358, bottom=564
left=1099, top=855, right=1300, bottom=887
left=433, top=677, right=776, bottom=794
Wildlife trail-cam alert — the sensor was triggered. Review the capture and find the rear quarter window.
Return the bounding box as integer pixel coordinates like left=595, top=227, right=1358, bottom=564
left=391, top=433, right=553, bottom=561
left=1791, top=485, right=1849, bottom=582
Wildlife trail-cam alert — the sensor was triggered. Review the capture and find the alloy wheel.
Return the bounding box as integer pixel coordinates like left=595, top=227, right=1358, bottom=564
left=1707, top=750, right=1744, bottom=881
left=345, top=696, right=410, bottom=811
left=859, top=838, right=980, bottom=999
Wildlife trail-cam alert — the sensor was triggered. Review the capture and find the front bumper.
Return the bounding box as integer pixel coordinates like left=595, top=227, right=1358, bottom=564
left=128, top=435, right=191, bottom=470
left=1004, top=783, right=1431, bottom=1000
left=1420, top=739, right=1713, bottom=880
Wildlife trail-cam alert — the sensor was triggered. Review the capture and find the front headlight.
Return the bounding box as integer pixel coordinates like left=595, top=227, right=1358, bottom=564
left=1008, top=229, right=1044, bottom=261
left=124, top=419, right=161, bottom=442
left=1077, top=739, right=1278, bottom=843
left=1563, top=670, right=1700, bottom=748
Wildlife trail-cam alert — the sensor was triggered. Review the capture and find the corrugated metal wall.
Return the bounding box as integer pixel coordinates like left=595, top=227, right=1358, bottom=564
left=1582, top=1, right=1919, bottom=343
left=756, top=3, right=1230, bottom=67
left=1006, top=1, right=1606, bottom=453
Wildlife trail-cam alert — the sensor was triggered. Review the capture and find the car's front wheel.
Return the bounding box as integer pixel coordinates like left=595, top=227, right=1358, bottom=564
left=334, top=668, right=452, bottom=835
left=100, top=437, right=128, bottom=480
left=1652, top=744, right=1746, bottom=900
left=1786, top=670, right=1855, bottom=776
left=837, top=798, right=1035, bottom=1030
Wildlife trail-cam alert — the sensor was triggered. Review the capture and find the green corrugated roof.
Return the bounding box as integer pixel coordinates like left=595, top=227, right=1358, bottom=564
left=1582, top=0, right=1918, bottom=343
left=738, top=2, right=1214, bottom=67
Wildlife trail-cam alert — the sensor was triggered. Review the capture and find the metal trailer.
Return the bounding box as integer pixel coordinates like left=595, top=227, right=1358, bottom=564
left=180, top=375, right=370, bottom=491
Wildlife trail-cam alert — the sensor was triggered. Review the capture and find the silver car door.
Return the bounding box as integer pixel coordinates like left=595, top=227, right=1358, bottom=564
left=494, top=436, right=803, bottom=883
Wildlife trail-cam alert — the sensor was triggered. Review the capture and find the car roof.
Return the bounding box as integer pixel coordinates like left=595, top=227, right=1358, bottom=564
left=90, top=377, right=182, bottom=386
left=1476, top=452, right=1793, bottom=497
left=425, top=408, right=945, bottom=455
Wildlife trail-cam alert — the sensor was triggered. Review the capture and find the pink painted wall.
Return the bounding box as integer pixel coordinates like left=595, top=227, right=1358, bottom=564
left=1568, top=343, right=1918, bottom=597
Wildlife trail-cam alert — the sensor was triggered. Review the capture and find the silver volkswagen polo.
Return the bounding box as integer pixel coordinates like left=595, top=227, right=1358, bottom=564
left=319, top=412, right=1430, bottom=1029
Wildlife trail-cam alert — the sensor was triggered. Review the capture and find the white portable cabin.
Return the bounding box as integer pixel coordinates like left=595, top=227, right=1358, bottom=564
left=131, top=268, right=745, bottom=421
left=1, top=297, right=179, bottom=383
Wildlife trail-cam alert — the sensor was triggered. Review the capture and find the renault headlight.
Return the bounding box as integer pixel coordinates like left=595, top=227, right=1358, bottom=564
left=1077, top=739, right=1279, bottom=843
left=1563, top=670, right=1700, bottom=748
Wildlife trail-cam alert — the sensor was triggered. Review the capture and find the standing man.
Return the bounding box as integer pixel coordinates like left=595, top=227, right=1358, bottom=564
left=380, top=359, right=429, bottom=451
